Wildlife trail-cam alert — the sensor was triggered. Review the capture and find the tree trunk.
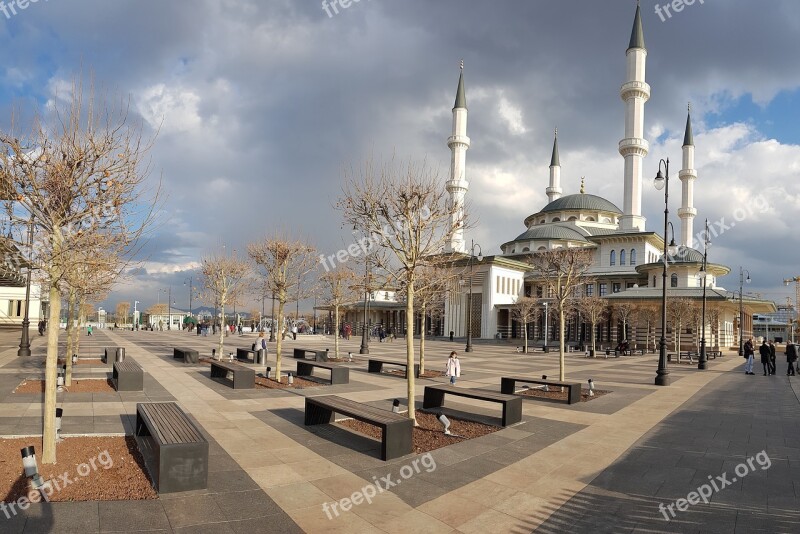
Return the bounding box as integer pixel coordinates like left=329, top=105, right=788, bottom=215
left=73, top=295, right=85, bottom=371
left=419, top=303, right=426, bottom=374
left=275, top=299, right=285, bottom=379
left=405, top=282, right=416, bottom=425
left=559, top=307, right=566, bottom=381
left=42, top=283, right=62, bottom=464
left=217, top=305, right=225, bottom=360
left=333, top=305, right=340, bottom=359
left=523, top=320, right=528, bottom=353
left=65, top=289, right=76, bottom=386
left=591, top=320, right=597, bottom=355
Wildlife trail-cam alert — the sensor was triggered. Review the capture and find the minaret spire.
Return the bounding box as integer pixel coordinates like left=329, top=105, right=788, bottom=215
left=679, top=103, right=697, bottom=247
left=546, top=128, right=562, bottom=202
left=618, top=1, right=650, bottom=232
left=445, top=61, right=470, bottom=253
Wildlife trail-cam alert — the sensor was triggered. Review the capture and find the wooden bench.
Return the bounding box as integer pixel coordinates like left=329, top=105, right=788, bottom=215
left=296, top=361, right=349, bottom=385
left=707, top=350, right=722, bottom=359
left=293, top=348, right=329, bottom=362
left=113, top=360, right=143, bottom=391
left=667, top=351, right=697, bottom=363
left=210, top=360, right=255, bottom=389
left=367, top=358, right=420, bottom=378
left=305, top=395, right=412, bottom=460
left=500, top=377, right=581, bottom=404
left=135, top=402, right=208, bottom=493
left=422, top=384, right=522, bottom=427
left=173, top=347, right=199, bottom=364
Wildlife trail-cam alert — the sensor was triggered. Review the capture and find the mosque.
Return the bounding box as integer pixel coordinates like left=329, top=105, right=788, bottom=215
left=440, top=3, right=776, bottom=350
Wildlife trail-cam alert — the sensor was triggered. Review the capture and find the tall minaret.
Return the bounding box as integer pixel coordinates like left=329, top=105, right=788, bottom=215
left=618, top=2, right=650, bottom=232
left=678, top=104, right=697, bottom=248
left=445, top=61, right=470, bottom=253
left=546, top=129, right=562, bottom=202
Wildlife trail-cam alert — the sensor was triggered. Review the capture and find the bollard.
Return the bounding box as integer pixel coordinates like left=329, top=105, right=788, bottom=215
left=588, top=378, right=595, bottom=397
left=542, top=375, right=549, bottom=392
left=288, top=373, right=294, bottom=385
left=392, top=399, right=401, bottom=413
left=266, top=366, right=272, bottom=379
left=21, top=446, right=38, bottom=478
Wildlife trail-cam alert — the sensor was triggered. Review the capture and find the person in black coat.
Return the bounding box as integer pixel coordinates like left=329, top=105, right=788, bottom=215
left=786, top=343, right=797, bottom=376
left=759, top=340, right=771, bottom=375
left=768, top=340, right=777, bottom=375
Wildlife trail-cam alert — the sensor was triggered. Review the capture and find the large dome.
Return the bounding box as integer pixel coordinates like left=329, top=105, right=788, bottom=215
left=540, top=194, right=622, bottom=214
left=658, top=246, right=705, bottom=264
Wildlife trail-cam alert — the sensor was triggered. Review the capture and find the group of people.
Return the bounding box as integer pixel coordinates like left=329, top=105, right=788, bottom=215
left=743, top=337, right=799, bottom=376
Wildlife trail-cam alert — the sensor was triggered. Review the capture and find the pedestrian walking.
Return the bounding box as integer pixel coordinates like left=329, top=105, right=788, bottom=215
left=87, top=324, right=93, bottom=336
left=445, top=351, right=461, bottom=386
left=744, top=337, right=755, bottom=375
left=786, top=342, right=797, bottom=376
left=759, top=340, right=771, bottom=375
left=768, top=340, right=777, bottom=375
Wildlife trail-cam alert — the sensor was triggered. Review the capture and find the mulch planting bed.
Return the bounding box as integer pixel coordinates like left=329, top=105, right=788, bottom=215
left=255, top=376, right=324, bottom=389
left=13, top=379, right=115, bottom=394
left=519, top=386, right=611, bottom=402
left=385, top=369, right=445, bottom=378
left=338, top=410, right=499, bottom=454
left=0, top=436, right=157, bottom=502
left=51, top=359, right=104, bottom=367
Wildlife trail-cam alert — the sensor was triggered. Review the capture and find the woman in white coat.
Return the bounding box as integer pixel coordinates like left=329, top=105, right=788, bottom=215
left=445, top=351, right=461, bottom=385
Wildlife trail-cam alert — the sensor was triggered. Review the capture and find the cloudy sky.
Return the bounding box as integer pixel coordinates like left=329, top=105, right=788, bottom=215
left=2, top=0, right=799, bottom=313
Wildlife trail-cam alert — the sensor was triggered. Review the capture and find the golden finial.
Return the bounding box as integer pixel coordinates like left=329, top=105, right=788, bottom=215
left=580, top=177, right=585, bottom=194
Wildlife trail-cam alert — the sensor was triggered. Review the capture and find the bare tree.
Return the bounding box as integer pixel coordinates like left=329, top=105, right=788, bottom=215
left=707, top=305, right=721, bottom=349
left=407, top=263, right=454, bottom=373
left=528, top=248, right=594, bottom=379
left=633, top=304, right=659, bottom=351
left=510, top=296, right=540, bottom=354
left=667, top=297, right=693, bottom=354
left=0, top=77, right=158, bottom=463
left=200, top=253, right=251, bottom=360
left=338, top=157, right=462, bottom=424
left=319, top=266, right=357, bottom=360
left=577, top=295, right=608, bottom=357
left=615, top=302, right=634, bottom=344
left=116, top=301, right=131, bottom=325
left=147, top=303, right=168, bottom=315
left=248, top=236, right=317, bottom=379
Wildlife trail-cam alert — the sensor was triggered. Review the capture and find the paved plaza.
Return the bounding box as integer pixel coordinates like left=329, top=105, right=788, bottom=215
left=0, top=329, right=798, bottom=533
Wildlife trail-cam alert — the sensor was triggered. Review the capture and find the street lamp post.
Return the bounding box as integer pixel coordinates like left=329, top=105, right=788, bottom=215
left=654, top=158, right=678, bottom=386
left=738, top=267, right=751, bottom=355
left=465, top=240, right=482, bottom=353
left=183, top=277, right=193, bottom=317
left=543, top=301, right=549, bottom=351
left=783, top=277, right=800, bottom=344
left=167, top=286, right=172, bottom=330
left=17, top=218, right=34, bottom=357
left=698, top=219, right=710, bottom=370
left=360, top=259, right=370, bottom=355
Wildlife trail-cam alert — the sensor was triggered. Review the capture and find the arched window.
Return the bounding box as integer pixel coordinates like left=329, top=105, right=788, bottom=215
left=537, top=246, right=546, bottom=251
left=630, top=249, right=636, bottom=265
left=568, top=216, right=578, bottom=221
left=620, top=250, right=626, bottom=265
left=522, top=247, right=530, bottom=252
left=652, top=275, right=656, bottom=287
left=671, top=273, right=678, bottom=288
left=610, top=250, right=616, bottom=266
left=552, top=217, right=561, bottom=222
left=586, top=216, right=595, bottom=222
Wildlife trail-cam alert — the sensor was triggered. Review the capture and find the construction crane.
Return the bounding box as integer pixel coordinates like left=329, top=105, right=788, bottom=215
left=783, top=277, right=800, bottom=343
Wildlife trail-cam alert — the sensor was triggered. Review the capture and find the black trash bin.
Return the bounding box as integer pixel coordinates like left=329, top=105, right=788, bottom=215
left=115, top=348, right=126, bottom=363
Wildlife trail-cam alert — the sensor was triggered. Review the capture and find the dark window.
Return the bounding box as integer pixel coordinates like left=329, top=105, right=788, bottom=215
left=586, top=284, right=594, bottom=297
left=612, top=283, right=621, bottom=293
left=610, top=250, right=616, bottom=266
left=620, top=250, right=626, bottom=265
left=599, top=283, right=608, bottom=296
left=671, top=273, right=678, bottom=288
left=630, top=249, right=636, bottom=265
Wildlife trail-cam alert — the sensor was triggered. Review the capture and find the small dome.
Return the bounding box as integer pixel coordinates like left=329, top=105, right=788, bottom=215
left=511, top=224, right=589, bottom=243
left=540, top=194, right=622, bottom=214
left=658, top=246, right=704, bottom=264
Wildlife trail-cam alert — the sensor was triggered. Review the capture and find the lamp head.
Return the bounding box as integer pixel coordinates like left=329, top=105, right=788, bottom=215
left=746, top=275, right=751, bottom=284
left=654, top=169, right=666, bottom=191
left=667, top=238, right=678, bottom=256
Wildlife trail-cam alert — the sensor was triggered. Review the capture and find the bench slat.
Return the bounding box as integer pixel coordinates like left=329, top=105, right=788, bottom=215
left=139, top=402, right=205, bottom=444
left=425, top=384, right=516, bottom=402
left=307, top=395, right=407, bottom=424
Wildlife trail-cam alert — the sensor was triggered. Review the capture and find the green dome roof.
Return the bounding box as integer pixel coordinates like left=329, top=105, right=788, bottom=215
left=540, top=194, right=622, bottom=214
left=659, top=246, right=704, bottom=264
left=512, top=224, right=589, bottom=243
